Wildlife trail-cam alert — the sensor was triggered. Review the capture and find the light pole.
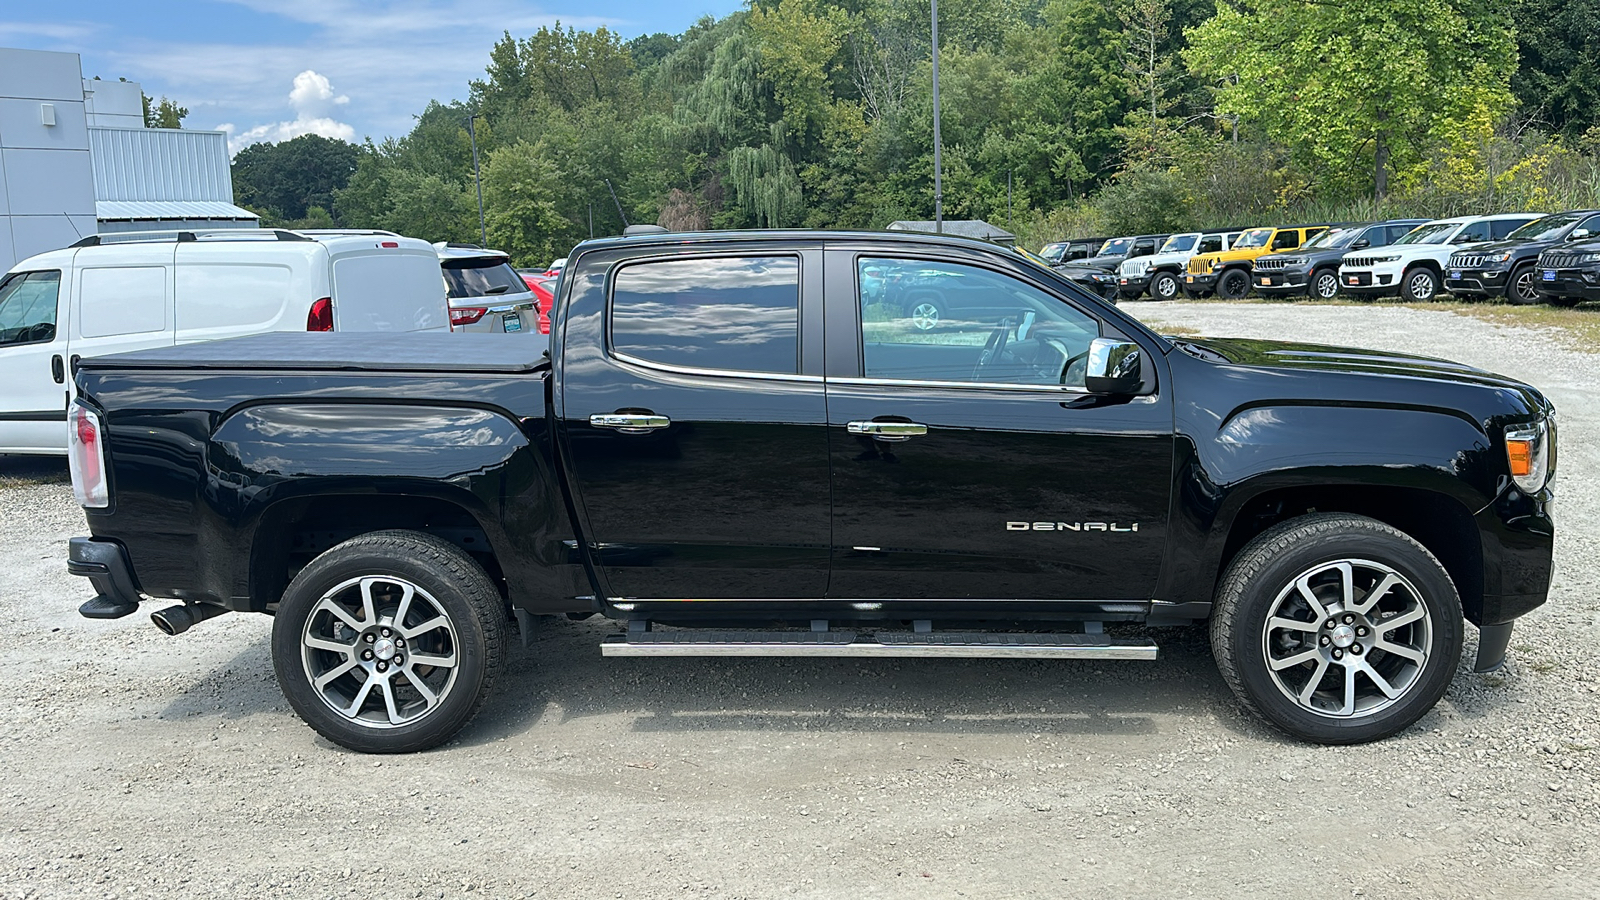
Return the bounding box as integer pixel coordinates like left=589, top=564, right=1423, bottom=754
left=466, top=112, right=487, bottom=246
left=930, top=0, right=943, bottom=233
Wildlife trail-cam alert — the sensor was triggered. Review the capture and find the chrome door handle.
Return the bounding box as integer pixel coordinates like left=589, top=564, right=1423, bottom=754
left=590, top=413, right=670, bottom=435
left=847, top=420, right=927, bottom=441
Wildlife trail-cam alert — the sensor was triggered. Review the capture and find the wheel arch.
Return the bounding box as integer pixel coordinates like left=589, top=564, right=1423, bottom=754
left=1212, top=484, right=1484, bottom=625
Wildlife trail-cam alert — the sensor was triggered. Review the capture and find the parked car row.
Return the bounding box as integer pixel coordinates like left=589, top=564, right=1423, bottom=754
left=0, top=228, right=560, bottom=456
left=1052, top=210, right=1600, bottom=306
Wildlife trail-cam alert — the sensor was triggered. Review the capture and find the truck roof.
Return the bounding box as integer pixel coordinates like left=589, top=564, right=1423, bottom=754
left=571, top=228, right=1026, bottom=257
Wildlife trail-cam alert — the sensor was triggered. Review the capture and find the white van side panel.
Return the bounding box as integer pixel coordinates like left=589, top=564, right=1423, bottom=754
left=175, top=263, right=300, bottom=342
left=79, top=267, right=168, bottom=338
left=332, top=251, right=449, bottom=333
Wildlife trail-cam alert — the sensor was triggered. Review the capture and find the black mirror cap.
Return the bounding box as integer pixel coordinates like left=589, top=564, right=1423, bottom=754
left=1351, top=238, right=1370, bottom=249
left=1085, top=338, right=1142, bottom=394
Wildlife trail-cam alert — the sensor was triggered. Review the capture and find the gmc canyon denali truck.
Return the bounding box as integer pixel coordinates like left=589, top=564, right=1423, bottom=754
left=64, top=230, right=1557, bottom=753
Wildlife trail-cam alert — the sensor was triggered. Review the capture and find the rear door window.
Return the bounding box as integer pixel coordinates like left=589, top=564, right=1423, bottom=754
left=610, top=256, right=800, bottom=375
left=0, top=271, right=62, bottom=347
left=442, top=258, right=526, bottom=298
left=1490, top=219, right=1526, bottom=240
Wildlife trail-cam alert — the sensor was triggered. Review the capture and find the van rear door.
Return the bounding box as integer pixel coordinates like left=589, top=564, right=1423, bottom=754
left=329, top=243, right=449, bottom=332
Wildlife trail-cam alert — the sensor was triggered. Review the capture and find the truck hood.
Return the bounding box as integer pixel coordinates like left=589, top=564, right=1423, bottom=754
left=1171, top=336, right=1536, bottom=392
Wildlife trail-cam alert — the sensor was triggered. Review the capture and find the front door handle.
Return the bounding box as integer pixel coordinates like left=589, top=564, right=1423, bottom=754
left=847, top=420, right=928, bottom=441
left=590, top=413, right=671, bottom=435
left=50, top=355, right=64, bottom=384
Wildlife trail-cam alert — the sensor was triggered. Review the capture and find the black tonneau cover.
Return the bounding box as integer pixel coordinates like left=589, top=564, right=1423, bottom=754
left=77, top=332, right=548, bottom=374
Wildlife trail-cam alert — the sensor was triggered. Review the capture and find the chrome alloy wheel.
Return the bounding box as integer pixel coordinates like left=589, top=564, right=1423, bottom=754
left=910, top=302, right=941, bottom=331
left=1260, top=559, right=1433, bottom=719
left=1512, top=269, right=1538, bottom=304
left=1153, top=272, right=1179, bottom=300
left=300, top=575, right=461, bottom=729
left=1406, top=270, right=1436, bottom=301
left=1314, top=271, right=1339, bottom=299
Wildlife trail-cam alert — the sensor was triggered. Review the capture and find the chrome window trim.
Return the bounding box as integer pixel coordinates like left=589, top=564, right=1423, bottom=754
left=611, top=351, right=824, bottom=384
left=829, top=375, right=1090, bottom=394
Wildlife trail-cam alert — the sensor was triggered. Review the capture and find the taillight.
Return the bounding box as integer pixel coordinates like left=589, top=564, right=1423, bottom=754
left=68, top=403, right=109, bottom=508
left=450, top=307, right=487, bottom=327
left=307, top=297, right=334, bottom=331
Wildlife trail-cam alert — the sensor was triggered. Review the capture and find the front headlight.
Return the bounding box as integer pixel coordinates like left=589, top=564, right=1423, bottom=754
left=1505, top=418, right=1554, bottom=494
left=1371, top=255, right=1401, bottom=264
left=1491, top=252, right=1514, bottom=263
left=1583, top=253, right=1600, bottom=264
left=1208, top=259, right=1221, bottom=271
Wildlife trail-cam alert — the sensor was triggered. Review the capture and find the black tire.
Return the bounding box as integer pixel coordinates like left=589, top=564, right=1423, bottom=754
left=271, top=530, right=505, bottom=753
left=1182, top=288, right=1213, bottom=300
left=1209, top=513, right=1463, bottom=745
left=1402, top=267, right=1439, bottom=302
left=1543, top=294, right=1582, bottom=308
left=1505, top=263, right=1540, bottom=306
left=1150, top=271, right=1180, bottom=301
left=1310, top=268, right=1340, bottom=300
left=1217, top=268, right=1251, bottom=299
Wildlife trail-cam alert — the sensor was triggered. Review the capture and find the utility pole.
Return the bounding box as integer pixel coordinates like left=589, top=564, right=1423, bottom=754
left=1007, top=170, right=1013, bottom=236
left=466, top=113, right=487, bottom=245
left=930, top=0, right=943, bottom=233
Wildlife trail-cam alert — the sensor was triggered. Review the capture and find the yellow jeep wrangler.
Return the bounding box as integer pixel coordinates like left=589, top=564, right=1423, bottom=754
left=1185, top=224, right=1330, bottom=299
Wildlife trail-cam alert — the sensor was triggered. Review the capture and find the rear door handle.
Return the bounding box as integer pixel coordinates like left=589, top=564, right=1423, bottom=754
left=847, top=420, right=927, bottom=441
left=50, top=355, right=64, bottom=384
left=590, top=413, right=671, bottom=435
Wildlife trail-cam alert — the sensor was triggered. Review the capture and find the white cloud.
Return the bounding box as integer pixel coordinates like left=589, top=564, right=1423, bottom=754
left=223, top=69, right=356, bottom=154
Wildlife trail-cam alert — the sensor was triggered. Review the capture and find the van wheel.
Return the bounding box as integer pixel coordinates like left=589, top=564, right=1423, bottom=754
left=271, top=530, right=504, bottom=753
left=1209, top=513, right=1462, bottom=744
left=1404, top=267, right=1439, bottom=301
left=1311, top=269, right=1340, bottom=300
left=1217, top=268, right=1251, bottom=299
left=1506, top=263, right=1539, bottom=305
left=1150, top=271, right=1180, bottom=301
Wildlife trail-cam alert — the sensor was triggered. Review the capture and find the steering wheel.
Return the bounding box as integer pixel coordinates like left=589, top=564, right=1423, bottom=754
left=972, top=318, right=1014, bottom=380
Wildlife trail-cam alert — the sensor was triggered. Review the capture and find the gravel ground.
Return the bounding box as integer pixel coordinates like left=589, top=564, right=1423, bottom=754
left=1, top=301, right=1596, bottom=899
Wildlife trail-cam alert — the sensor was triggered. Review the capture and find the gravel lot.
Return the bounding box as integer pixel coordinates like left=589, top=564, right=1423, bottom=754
left=1, top=301, right=1596, bottom=899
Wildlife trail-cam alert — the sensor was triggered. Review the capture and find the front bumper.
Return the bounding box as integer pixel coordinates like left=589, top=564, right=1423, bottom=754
left=68, top=536, right=143, bottom=619
left=1183, top=271, right=1218, bottom=292
left=1118, top=274, right=1150, bottom=297
left=1444, top=268, right=1509, bottom=297
left=1534, top=269, right=1600, bottom=301
left=1470, top=483, right=1556, bottom=671
left=1253, top=269, right=1311, bottom=296
left=1338, top=268, right=1400, bottom=295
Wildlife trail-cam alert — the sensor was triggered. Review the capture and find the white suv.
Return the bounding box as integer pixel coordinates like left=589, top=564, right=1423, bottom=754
left=1339, top=213, right=1542, bottom=301
left=1117, top=230, right=1239, bottom=300
left=434, top=243, right=539, bottom=335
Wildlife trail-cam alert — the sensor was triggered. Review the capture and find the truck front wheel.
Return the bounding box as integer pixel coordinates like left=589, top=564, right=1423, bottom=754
left=1150, top=271, right=1180, bottom=301
left=1209, top=514, right=1463, bottom=744
left=1217, top=268, right=1251, bottom=299
left=271, top=530, right=504, bottom=753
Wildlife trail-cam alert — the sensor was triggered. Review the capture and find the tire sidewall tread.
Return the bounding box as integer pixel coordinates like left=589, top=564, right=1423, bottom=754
left=1209, top=513, right=1463, bottom=745
left=271, top=530, right=505, bottom=754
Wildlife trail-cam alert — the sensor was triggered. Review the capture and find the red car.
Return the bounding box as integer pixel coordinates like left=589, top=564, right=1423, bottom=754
left=518, top=271, right=556, bottom=334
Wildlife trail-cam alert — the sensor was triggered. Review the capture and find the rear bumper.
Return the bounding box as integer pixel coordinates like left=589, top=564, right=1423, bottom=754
left=68, top=536, right=143, bottom=619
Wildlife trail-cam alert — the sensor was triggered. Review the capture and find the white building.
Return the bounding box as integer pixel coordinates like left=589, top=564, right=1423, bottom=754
left=0, top=47, right=257, bottom=273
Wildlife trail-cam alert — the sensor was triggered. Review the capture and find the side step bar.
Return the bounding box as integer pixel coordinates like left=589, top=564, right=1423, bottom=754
left=600, top=630, right=1157, bottom=660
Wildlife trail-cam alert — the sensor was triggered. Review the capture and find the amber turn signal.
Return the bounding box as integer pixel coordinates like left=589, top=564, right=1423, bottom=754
left=1506, top=438, right=1534, bottom=477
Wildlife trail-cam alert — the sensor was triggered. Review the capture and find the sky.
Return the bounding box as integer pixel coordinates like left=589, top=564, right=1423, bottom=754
left=0, top=0, right=744, bottom=154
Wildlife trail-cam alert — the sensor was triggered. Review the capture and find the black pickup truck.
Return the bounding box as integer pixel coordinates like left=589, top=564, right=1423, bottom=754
left=65, top=230, right=1557, bottom=753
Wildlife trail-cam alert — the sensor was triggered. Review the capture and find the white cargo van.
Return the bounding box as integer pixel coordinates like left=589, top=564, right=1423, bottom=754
left=0, top=229, right=448, bottom=455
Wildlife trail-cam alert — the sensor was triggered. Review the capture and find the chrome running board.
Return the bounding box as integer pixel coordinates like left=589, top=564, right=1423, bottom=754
left=600, top=630, right=1158, bottom=660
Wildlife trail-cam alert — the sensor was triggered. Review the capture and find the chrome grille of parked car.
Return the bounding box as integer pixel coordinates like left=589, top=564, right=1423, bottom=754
left=1252, top=257, right=1298, bottom=271
left=1449, top=254, right=1484, bottom=268
left=1540, top=252, right=1579, bottom=268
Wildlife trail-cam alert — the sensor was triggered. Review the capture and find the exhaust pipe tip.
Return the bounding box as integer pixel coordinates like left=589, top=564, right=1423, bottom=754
left=151, top=603, right=226, bottom=636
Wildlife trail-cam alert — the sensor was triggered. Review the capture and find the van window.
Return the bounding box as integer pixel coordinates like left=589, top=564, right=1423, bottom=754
left=332, top=254, right=450, bottom=332
left=80, top=267, right=167, bottom=338
left=177, top=264, right=295, bottom=335
left=611, top=256, right=799, bottom=375
left=0, top=271, right=62, bottom=347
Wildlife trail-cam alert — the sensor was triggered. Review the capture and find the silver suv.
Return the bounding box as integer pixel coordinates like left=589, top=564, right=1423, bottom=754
left=434, top=243, right=539, bottom=335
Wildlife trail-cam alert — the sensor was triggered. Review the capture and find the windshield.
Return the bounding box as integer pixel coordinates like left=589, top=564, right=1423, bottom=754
left=1234, top=228, right=1273, bottom=249
left=1160, top=234, right=1197, bottom=253
left=1298, top=226, right=1359, bottom=250
left=1393, top=222, right=1459, bottom=245
left=1039, top=242, right=1067, bottom=262
left=441, top=257, right=526, bottom=298
left=1507, top=212, right=1587, bottom=242
left=1098, top=238, right=1132, bottom=256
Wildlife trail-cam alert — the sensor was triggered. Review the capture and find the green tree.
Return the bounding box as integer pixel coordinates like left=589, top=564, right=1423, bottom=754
left=1186, top=0, right=1516, bottom=199
left=142, top=94, right=188, bottom=129
left=1511, top=0, right=1600, bottom=140
left=232, top=134, right=361, bottom=223
left=482, top=141, right=571, bottom=264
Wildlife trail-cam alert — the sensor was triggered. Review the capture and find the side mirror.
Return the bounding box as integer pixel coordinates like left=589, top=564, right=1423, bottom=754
left=1085, top=338, right=1142, bottom=394
left=1351, top=238, right=1370, bottom=249
left=1572, top=229, right=1591, bottom=240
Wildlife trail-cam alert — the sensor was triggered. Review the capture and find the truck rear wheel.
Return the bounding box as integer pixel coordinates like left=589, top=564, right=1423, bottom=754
left=271, top=530, right=504, bottom=753
left=1209, top=514, right=1462, bottom=744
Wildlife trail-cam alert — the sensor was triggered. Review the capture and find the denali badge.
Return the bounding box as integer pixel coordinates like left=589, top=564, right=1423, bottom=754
left=1007, top=521, right=1140, bottom=532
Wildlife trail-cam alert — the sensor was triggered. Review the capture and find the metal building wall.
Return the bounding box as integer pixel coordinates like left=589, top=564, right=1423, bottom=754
left=0, top=48, right=99, bottom=273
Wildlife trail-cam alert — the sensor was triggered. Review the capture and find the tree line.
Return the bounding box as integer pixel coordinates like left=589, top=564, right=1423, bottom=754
left=231, top=0, right=1600, bottom=264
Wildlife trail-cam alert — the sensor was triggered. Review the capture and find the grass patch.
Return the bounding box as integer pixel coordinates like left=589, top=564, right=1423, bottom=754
left=0, top=456, right=70, bottom=489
